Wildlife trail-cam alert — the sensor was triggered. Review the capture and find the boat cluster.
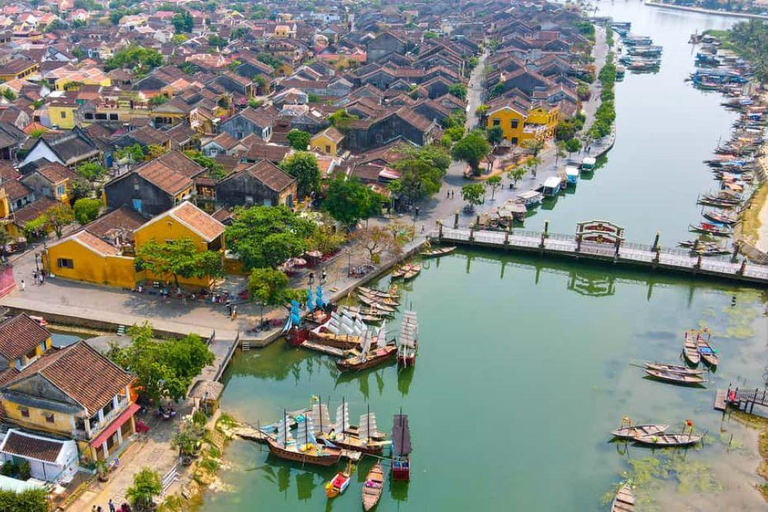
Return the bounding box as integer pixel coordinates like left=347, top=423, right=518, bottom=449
left=683, top=35, right=765, bottom=254
left=614, top=25, right=662, bottom=74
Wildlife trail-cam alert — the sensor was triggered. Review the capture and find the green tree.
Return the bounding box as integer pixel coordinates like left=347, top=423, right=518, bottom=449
left=328, top=109, right=358, bottom=129
left=475, top=104, right=489, bottom=117
left=126, top=468, right=162, bottom=511
left=225, top=206, right=316, bottom=270
left=525, top=156, right=542, bottom=178
left=107, top=323, right=214, bottom=402
left=448, top=83, right=467, bottom=101
left=281, top=152, right=320, bottom=197
left=44, top=203, right=74, bottom=238
left=555, top=140, right=568, bottom=164
left=208, top=34, right=228, bottom=49
left=486, top=126, right=504, bottom=146
left=1, top=88, right=16, bottom=101
left=352, top=225, right=407, bottom=264
left=183, top=150, right=225, bottom=179
left=452, top=131, right=490, bottom=175
left=486, top=175, right=502, bottom=200
left=172, top=9, right=194, bottom=33
left=73, top=198, right=101, bottom=224
left=461, top=183, right=485, bottom=210
left=248, top=268, right=289, bottom=320
left=135, top=238, right=222, bottom=288
left=521, top=138, right=544, bottom=157
left=391, top=145, right=450, bottom=204
left=323, top=176, right=382, bottom=225
left=76, top=162, right=107, bottom=181
left=286, top=129, right=311, bottom=151
left=306, top=222, right=346, bottom=255
left=247, top=98, right=263, bottom=109
left=507, top=166, right=527, bottom=188
left=104, top=46, right=163, bottom=75
left=565, top=138, right=581, bottom=155
left=0, top=489, right=49, bottom=511
left=115, top=143, right=145, bottom=163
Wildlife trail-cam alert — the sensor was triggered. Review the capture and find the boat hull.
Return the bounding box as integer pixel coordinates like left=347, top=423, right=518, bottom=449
left=266, top=438, right=341, bottom=466
left=336, top=347, right=397, bottom=372
left=392, top=457, right=410, bottom=481
left=317, top=434, right=384, bottom=455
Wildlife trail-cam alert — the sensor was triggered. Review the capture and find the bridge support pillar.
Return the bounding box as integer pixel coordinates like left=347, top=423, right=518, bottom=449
left=614, top=239, right=621, bottom=257
left=438, top=220, right=443, bottom=239
left=732, top=242, right=741, bottom=263
left=652, top=231, right=660, bottom=252
left=469, top=227, right=475, bottom=242
left=695, top=254, right=702, bottom=270
left=454, top=210, right=459, bottom=229
left=539, top=233, right=546, bottom=252
left=738, top=260, right=747, bottom=276
left=544, top=220, right=549, bottom=236
left=653, top=248, right=661, bottom=265
left=504, top=229, right=510, bottom=245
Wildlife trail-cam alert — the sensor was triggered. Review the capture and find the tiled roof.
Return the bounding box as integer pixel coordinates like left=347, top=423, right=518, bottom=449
left=150, top=151, right=205, bottom=179
left=13, top=197, right=57, bottom=226
left=36, top=162, right=76, bottom=184
left=138, top=201, right=224, bottom=242
left=0, top=313, right=50, bottom=361
left=84, top=206, right=145, bottom=240
left=1, top=179, right=31, bottom=201
left=0, top=430, right=66, bottom=463
left=4, top=341, right=134, bottom=414
left=246, top=160, right=295, bottom=193
left=73, top=230, right=120, bottom=256
left=135, top=153, right=197, bottom=196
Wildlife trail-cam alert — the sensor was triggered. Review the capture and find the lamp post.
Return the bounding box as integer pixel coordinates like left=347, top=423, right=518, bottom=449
left=34, top=252, right=40, bottom=273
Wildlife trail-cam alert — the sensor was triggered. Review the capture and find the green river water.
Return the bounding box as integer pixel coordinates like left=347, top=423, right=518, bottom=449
left=204, top=3, right=768, bottom=511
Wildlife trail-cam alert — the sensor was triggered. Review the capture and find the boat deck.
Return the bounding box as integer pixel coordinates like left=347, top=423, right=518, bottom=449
left=431, top=227, right=768, bottom=287
left=300, top=341, right=346, bottom=357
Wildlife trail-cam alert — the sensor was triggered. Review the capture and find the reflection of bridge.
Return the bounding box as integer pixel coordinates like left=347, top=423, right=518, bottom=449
left=431, top=226, right=768, bottom=287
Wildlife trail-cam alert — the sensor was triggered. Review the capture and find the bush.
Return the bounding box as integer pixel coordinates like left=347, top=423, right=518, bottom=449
left=74, top=198, right=102, bottom=225
left=16, top=461, right=30, bottom=480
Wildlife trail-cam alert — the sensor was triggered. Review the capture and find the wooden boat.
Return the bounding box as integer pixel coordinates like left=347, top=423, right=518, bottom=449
left=683, top=330, right=701, bottom=366
left=358, top=286, right=399, bottom=300
left=307, top=331, right=362, bottom=350
left=420, top=246, right=456, bottom=258
left=611, top=483, right=635, bottom=512
left=403, top=265, right=421, bottom=280
left=357, top=294, right=397, bottom=312
left=391, top=411, right=411, bottom=481
left=317, top=401, right=388, bottom=454
left=634, top=432, right=702, bottom=447
left=397, top=310, right=418, bottom=368
left=266, top=411, right=342, bottom=467
left=644, top=368, right=705, bottom=385
left=325, top=463, right=351, bottom=498
left=357, top=290, right=399, bottom=306
left=644, top=362, right=706, bottom=375
left=362, top=463, right=385, bottom=511
left=392, top=263, right=419, bottom=279
left=611, top=424, right=670, bottom=440
left=702, top=211, right=737, bottom=225
left=689, top=222, right=733, bottom=237
left=696, top=331, right=718, bottom=366
left=342, top=306, right=394, bottom=318
left=336, top=323, right=397, bottom=372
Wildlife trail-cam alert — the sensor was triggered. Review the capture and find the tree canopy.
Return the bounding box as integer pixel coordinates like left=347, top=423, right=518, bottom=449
left=104, top=46, right=163, bottom=75
left=248, top=268, right=289, bottom=312
left=461, top=183, right=485, bottom=208
left=286, top=129, right=311, bottom=151
left=135, top=238, right=223, bottom=288
left=281, top=151, right=320, bottom=197
left=184, top=150, right=226, bottom=180
left=44, top=204, right=74, bottom=238
left=126, top=468, right=162, bottom=512
left=391, top=145, right=450, bottom=204
left=324, top=177, right=382, bottom=225
left=73, top=198, right=101, bottom=225
left=225, top=206, right=316, bottom=270
left=0, top=489, right=49, bottom=511
left=76, top=162, right=107, bottom=181
left=452, top=131, right=490, bottom=174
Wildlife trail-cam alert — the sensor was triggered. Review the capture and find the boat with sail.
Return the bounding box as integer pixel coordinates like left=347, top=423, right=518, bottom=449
left=336, top=321, right=397, bottom=372
left=317, top=401, right=387, bottom=455
left=265, top=410, right=342, bottom=466
left=300, top=309, right=368, bottom=350
left=362, top=463, right=385, bottom=511
left=397, top=310, right=419, bottom=368
left=391, top=411, right=411, bottom=481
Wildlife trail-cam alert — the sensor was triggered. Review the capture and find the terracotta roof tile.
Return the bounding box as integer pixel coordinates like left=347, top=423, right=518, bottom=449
left=245, top=160, right=295, bottom=193
left=0, top=314, right=50, bottom=361
left=0, top=430, right=65, bottom=463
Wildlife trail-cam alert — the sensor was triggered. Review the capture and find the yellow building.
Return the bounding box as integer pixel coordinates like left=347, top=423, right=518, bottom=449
left=486, top=100, right=559, bottom=145
left=310, top=126, right=345, bottom=156
left=47, top=97, right=79, bottom=130
left=0, top=314, right=53, bottom=372
left=44, top=201, right=225, bottom=289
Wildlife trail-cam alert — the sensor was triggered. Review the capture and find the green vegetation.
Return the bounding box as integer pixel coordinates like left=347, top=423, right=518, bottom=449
left=184, top=150, right=226, bottom=179
left=281, top=151, right=321, bottom=197
left=452, top=131, right=491, bottom=175
left=225, top=206, right=316, bottom=270
left=606, top=26, right=614, bottom=48
left=329, top=109, right=359, bottom=129
left=461, top=183, right=486, bottom=209
left=107, top=323, right=214, bottom=402
left=172, top=9, right=194, bottom=33
left=719, top=21, right=768, bottom=82
left=324, top=176, right=382, bottom=225
left=391, top=145, right=451, bottom=204
left=575, top=21, right=595, bottom=42
left=589, top=54, right=616, bottom=139
left=448, top=83, right=468, bottom=101
left=126, top=468, right=163, bottom=511
left=135, top=238, right=223, bottom=289
left=104, top=46, right=163, bottom=75
left=74, top=198, right=102, bottom=225
left=353, top=223, right=414, bottom=264
left=286, top=129, right=311, bottom=151
left=77, top=162, right=107, bottom=181
left=0, top=489, right=49, bottom=511
left=43, top=203, right=75, bottom=238
left=248, top=268, right=290, bottom=318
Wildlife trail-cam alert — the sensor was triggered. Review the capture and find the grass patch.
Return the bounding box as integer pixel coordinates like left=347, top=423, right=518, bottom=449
left=740, top=183, right=768, bottom=244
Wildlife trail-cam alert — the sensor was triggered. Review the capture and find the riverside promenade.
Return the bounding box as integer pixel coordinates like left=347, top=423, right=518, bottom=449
left=432, top=226, right=768, bottom=286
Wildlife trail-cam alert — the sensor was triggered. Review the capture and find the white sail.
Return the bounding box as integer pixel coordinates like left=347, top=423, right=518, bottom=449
left=376, top=321, right=387, bottom=349
left=311, top=404, right=332, bottom=434
left=358, top=412, right=378, bottom=442
left=296, top=416, right=315, bottom=446
left=399, top=312, right=418, bottom=348
left=361, top=329, right=372, bottom=354
left=334, top=402, right=349, bottom=433
left=275, top=415, right=294, bottom=446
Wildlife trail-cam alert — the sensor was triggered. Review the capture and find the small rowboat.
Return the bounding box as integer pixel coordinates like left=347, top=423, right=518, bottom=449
left=611, top=483, right=635, bottom=512
left=644, top=362, right=706, bottom=375
left=634, top=432, right=702, bottom=447
left=689, top=222, right=733, bottom=237
left=403, top=265, right=421, bottom=280
left=703, top=211, right=737, bottom=225
left=644, top=368, right=706, bottom=385
left=362, top=463, right=385, bottom=511
left=697, top=337, right=719, bottom=367
left=357, top=290, right=399, bottom=306
left=358, top=286, right=399, bottom=300
left=392, top=263, right=419, bottom=279
left=357, top=294, right=397, bottom=312
left=683, top=330, right=701, bottom=366
left=611, top=424, right=669, bottom=440
left=325, top=464, right=351, bottom=498
left=420, top=246, right=456, bottom=258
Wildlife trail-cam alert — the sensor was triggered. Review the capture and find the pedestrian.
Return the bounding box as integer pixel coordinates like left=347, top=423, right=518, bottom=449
left=108, top=500, right=116, bottom=512
left=415, top=206, right=420, bottom=218
left=231, top=306, right=238, bottom=320
left=226, top=301, right=232, bottom=316
left=321, top=269, right=327, bottom=283
left=32, top=270, right=37, bottom=282
left=97, top=507, right=103, bottom=512
left=309, top=272, right=314, bottom=285
left=92, top=506, right=97, bottom=512
left=38, top=273, right=44, bottom=285
left=446, top=190, right=450, bottom=199
left=20, top=279, right=25, bottom=292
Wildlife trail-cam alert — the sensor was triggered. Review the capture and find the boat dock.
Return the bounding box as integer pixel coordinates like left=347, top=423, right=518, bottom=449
left=232, top=425, right=362, bottom=461
left=715, top=386, right=768, bottom=414
left=430, top=224, right=768, bottom=287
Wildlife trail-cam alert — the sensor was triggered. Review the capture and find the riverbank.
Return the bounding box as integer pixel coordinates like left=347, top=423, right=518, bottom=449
left=644, top=0, right=768, bottom=20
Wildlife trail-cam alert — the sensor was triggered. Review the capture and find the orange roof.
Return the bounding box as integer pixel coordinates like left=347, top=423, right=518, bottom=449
left=139, top=201, right=224, bottom=242
left=73, top=230, right=120, bottom=256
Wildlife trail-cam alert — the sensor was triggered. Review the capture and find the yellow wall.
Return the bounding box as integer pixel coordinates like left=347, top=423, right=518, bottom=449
left=0, top=192, right=9, bottom=219
left=3, top=400, right=75, bottom=437
left=486, top=105, right=559, bottom=144
left=45, top=239, right=137, bottom=288
left=48, top=105, right=77, bottom=130
left=311, top=134, right=337, bottom=155
left=55, top=76, right=111, bottom=91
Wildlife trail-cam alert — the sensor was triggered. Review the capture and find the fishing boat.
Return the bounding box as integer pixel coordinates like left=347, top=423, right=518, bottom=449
left=643, top=362, right=707, bottom=375
left=643, top=368, right=706, bottom=385
left=683, top=330, right=701, bottom=366
left=357, top=294, right=397, bottom=313
left=397, top=310, right=419, bottom=368
left=341, top=305, right=394, bottom=318
left=318, top=401, right=387, bottom=455
left=611, top=483, right=635, bottom=512
left=357, top=290, right=399, bottom=306
left=336, top=322, right=397, bottom=372
left=420, top=246, right=456, bottom=258
left=634, top=432, right=702, bottom=447
left=325, top=463, right=352, bottom=498
left=611, top=417, right=669, bottom=440
left=299, top=310, right=367, bottom=350
left=689, top=222, right=733, bottom=237
left=358, top=286, right=399, bottom=300
left=392, top=263, right=419, bottom=279
left=403, top=264, right=421, bottom=281
left=391, top=411, right=411, bottom=481
left=266, top=410, right=342, bottom=466
left=696, top=330, right=718, bottom=366
left=362, top=463, right=385, bottom=511
left=702, top=211, right=737, bottom=225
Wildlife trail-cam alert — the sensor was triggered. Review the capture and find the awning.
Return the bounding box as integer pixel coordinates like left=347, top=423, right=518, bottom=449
left=89, top=403, right=140, bottom=448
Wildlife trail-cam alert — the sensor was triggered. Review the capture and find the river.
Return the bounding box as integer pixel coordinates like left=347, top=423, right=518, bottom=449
left=203, top=3, right=768, bottom=511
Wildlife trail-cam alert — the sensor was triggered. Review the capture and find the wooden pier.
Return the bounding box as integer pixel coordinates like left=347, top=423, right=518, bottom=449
left=431, top=225, right=768, bottom=287
left=714, top=386, right=768, bottom=414
left=300, top=341, right=347, bottom=358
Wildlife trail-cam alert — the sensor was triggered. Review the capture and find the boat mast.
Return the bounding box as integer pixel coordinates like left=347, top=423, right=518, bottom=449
left=319, top=396, right=323, bottom=434
left=283, top=409, right=287, bottom=449
left=366, top=403, right=371, bottom=444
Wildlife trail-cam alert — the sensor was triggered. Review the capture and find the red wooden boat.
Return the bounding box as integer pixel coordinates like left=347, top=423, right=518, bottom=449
left=397, top=311, right=418, bottom=368
left=266, top=411, right=342, bottom=467
left=336, top=323, right=396, bottom=372
left=391, top=411, right=411, bottom=481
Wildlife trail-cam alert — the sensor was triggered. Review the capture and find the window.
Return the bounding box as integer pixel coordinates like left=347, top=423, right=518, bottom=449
left=45, top=413, right=55, bottom=424
left=20, top=408, right=29, bottom=418
left=96, top=113, right=107, bottom=120
left=57, top=258, right=74, bottom=269
left=132, top=199, right=142, bottom=212
left=61, top=112, right=67, bottom=119
left=511, top=137, right=519, bottom=145
left=84, top=113, right=94, bottom=120
left=56, top=184, right=65, bottom=197
left=492, top=119, right=500, bottom=126
left=325, top=145, right=331, bottom=153
left=511, top=119, right=519, bottom=129
left=109, top=113, right=118, bottom=121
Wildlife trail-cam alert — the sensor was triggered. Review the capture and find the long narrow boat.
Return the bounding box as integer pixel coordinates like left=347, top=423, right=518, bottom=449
left=683, top=330, right=701, bottom=366
left=336, top=323, right=397, bottom=372
left=611, top=483, right=635, bottom=512
left=357, top=294, right=397, bottom=312
left=644, top=362, right=706, bottom=374
left=391, top=411, right=411, bottom=481
left=689, top=222, right=733, bottom=237
left=403, top=265, right=421, bottom=280
left=634, top=432, right=702, bottom=447
left=357, top=290, right=399, bottom=306
left=702, top=211, right=737, bottom=225
left=358, top=286, right=399, bottom=300
left=392, top=263, right=419, bottom=279
left=362, top=463, right=385, bottom=511
left=420, top=246, right=456, bottom=258
left=611, top=424, right=669, bottom=440
left=697, top=332, right=719, bottom=367
left=266, top=411, right=342, bottom=466
left=644, top=368, right=705, bottom=385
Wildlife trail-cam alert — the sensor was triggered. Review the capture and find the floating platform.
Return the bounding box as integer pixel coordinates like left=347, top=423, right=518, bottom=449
left=714, top=389, right=727, bottom=411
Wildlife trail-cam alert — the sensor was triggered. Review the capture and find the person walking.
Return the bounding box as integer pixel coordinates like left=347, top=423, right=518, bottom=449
left=321, top=269, right=327, bottom=283
left=108, top=499, right=116, bottom=512
left=38, top=273, right=44, bottom=285
left=20, top=279, right=25, bottom=292
left=231, top=306, right=237, bottom=321
left=226, top=300, right=232, bottom=317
